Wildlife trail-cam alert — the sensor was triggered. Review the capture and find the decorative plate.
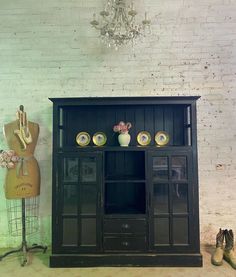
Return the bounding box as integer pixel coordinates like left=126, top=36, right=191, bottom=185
left=76, top=132, right=91, bottom=146
left=137, top=131, right=151, bottom=146
left=92, top=132, right=107, bottom=146
left=155, top=131, right=170, bottom=146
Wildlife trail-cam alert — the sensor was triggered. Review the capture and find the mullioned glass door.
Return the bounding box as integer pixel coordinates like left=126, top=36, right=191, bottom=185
left=57, top=152, right=102, bottom=253
left=148, top=150, right=194, bottom=252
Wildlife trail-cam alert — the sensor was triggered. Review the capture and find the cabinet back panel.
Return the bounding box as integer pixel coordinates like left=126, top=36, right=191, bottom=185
left=105, top=182, right=146, bottom=214
left=63, top=105, right=185, bottom=147
left=105, top=151, right=145, bottom=180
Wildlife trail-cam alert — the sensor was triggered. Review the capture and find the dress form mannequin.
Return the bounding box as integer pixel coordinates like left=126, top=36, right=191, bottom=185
left=3, top=105, right=40, bottom=199
left=0, top=106, right=46, bottom=266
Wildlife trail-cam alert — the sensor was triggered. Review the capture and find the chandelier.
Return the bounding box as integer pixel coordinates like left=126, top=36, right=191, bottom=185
left=90, top=0, right=151, bottom=49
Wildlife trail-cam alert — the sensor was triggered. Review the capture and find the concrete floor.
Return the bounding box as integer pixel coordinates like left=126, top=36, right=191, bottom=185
left=0, top=245, right=235, bottom=277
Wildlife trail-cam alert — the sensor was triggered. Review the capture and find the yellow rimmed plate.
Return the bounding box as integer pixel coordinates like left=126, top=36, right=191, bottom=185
left=92, top=132, right=107, bottom=146
left=76, top=132, right=91, bottom=146
left=137, top=131, right=151, bottom=146
left=155, top=131, right=169, bottom=146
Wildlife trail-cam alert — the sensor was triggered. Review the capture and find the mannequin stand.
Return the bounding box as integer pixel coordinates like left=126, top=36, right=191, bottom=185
left=0, top=198, right=47, bottom=266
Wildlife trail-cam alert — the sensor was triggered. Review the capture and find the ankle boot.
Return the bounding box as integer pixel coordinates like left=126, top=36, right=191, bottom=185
left=223, top=229, right=236, bottom=269
left=211, top=228, right=224, bottom=266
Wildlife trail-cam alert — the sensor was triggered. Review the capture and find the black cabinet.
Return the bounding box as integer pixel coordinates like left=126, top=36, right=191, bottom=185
left=49, top=97, right=202, bottom=267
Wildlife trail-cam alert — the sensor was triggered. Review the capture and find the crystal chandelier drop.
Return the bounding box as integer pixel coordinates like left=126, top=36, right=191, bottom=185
left=90, top=0, right=151, bottom=49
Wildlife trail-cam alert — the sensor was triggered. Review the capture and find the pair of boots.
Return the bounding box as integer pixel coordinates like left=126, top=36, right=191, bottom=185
left=211, top=229, right=236, bottom=269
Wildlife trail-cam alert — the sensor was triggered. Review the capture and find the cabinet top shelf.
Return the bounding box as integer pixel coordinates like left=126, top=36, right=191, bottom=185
left=58, top=145, right=192, bottom=152
left=49, top=96, right=201, bottom=106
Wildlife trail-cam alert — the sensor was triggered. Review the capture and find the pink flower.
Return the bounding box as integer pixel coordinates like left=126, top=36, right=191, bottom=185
left=7, top=150, right=15, bottom=157
left=2, top=152, right=8, bottom=159
left=11, top=156, right=19, bottom=162
left=119, top=121, right=125, bottom=126
left=7, top=162, right=15, bottom=169
left=5, top=156, right=11, bottom=163
left=0, top=149, right=19, bottom=169
left=0, top=161, right=7, bottom=168
left=113, top=125, right=121, bottom=132
left=113, top=121, right=132, bottom=134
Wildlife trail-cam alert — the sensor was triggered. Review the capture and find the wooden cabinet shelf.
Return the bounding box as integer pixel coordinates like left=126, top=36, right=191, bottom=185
left=58, top=145, right=193, bottom=152
left=49, top=96, right=202, bottom=267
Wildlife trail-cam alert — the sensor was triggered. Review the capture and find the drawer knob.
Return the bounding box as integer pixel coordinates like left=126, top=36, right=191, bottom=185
left=121, top=241, right=129, bottom=246
left=122, top=223, right=130, bottom=229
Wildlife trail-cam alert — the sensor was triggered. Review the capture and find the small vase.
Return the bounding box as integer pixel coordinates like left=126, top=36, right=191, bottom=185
left=118, top=133, right=131, bottom=147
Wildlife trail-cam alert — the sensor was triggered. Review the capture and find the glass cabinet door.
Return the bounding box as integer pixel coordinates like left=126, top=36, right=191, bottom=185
left=58, top=153, right=102, bottom=252
left=148, top=151, right=192, bottom=251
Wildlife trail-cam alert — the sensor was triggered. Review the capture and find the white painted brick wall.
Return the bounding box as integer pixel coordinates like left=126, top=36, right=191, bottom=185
left=0, top=0, right=235, bottom=247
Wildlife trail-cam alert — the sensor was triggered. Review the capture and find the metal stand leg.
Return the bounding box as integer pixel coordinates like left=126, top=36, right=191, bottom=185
left=0, top=199, right=47, bottom=266
left=0, top=246, right=23, bottom=261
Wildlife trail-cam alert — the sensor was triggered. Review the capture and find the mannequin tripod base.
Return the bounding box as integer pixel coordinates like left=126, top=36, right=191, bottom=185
left=0, top=242, right=47, bottom=266
left=0, top=198, right=47, bottom=266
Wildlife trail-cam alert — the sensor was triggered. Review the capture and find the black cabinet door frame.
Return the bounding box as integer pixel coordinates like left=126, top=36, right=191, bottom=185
left=54, top=151, right=103, bottom=253
left=147, top=149, right=198, bottom=253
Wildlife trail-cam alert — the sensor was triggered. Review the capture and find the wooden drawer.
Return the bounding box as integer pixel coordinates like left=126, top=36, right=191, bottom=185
left=104, top=219, right=146, bottom=234
left=104, top=236, right=147, bottom=251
